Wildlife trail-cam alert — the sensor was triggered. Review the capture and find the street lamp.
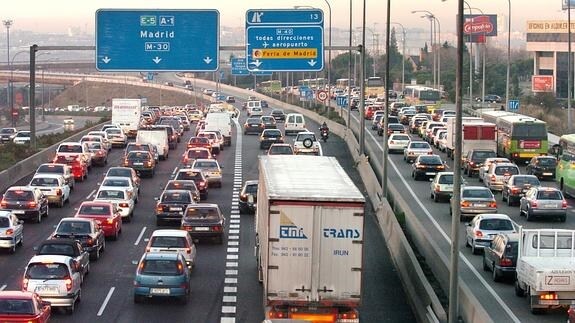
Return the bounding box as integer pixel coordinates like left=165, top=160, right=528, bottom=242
left=412, top=10, right=440, bottom=89
left=505, top=0, right=511, bottom=113
left=3, top=19, right=13, bottom=125
left=391, top=22, right=407, bottom=93
left=355, top=26, right=378, bottom=77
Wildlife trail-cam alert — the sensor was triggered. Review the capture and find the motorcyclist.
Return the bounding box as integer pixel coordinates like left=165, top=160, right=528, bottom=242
left=320, top=122, right=329, bottom=133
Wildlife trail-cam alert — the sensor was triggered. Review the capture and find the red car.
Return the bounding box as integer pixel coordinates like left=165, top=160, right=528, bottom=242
left=0, top=291, right=51, bottom=322
left=53, top=154, right=87, bottom=181
left=75, top=201, right=122, bottom=240
left=187, top=136, right=212, bottom=151
left=364, top=105, right=382, bottom=120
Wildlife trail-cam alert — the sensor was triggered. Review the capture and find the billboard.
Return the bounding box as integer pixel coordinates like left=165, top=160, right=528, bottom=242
left=532, top=75, right=554, bottom=92
left=563, top=0, right=575, bottom=10
left=463, top=14, right=498, bottom=43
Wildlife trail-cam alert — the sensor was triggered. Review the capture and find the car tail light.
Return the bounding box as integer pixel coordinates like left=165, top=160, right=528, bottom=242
left=428, top=151, right=433, bottom=155
left=499, top=258, right=513, bottom=267
left=416, top=164, right=426, bottom=169
left=182, top=156, right=189, bottom=164
left=489, top=201, right=497, bottom=208
left=22, top=278, right=29, bottom=290
left=490, top=175, right=496, bottom=182
left=338, top=310, right=359, bottom=320
left=5, top=228, right=13, bottom=235
left=65, top=277, right=72, bottom=291
left=511, top=187, right=521, bottom=194
left=28, top=201, right=37, bottom=208
left=461, top=200, right=471, bottom=207
left=540, top=292, right=558, bottom=301
left=156, top=205, right=163, bottom=213
left=97, top=151, right=104, bottom=156
left=563, top=200, right=568, bottom=208
left=212, top=225, right=223, bottom=232
left=435, top=185, right=441, bottom=192
left=469, top=161, right=475, bottom=167
left=119, top=202, right=129, bottom=208
left=56, top=188, right=62, bottom=196
left=145, top=161, right=152, bottom=167
left=240, top=194, right=247, bottom=201
left=185, top=247, right=192, bottom=254
left=177, top=262, right=184, bottom=274
left=123, top=159, right=129, bottom=167
left=198, top=181, right=206, bottom=188
left=0, top=200, right=6, bottom=208
left=531, top=201, right=538, bottom=208
left=268, top=309, right=287, bottom=319
left=475, top=230, right=483, bottom=238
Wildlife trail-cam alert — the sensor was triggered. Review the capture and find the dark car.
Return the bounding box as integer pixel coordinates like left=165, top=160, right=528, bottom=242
left=164, top=180, right=201, bottom=203
left=477, top=94, right=502, bottom=103
left=482, top=233, right=519, bottom=282
left=0, top=186, right=49, bottom=223
left=123, top=150, right=156, bottom=177
left=260, top=115, right=277, bottom=129
left=174, top=168, right=209, bottom=200
left=411, top=155, right=446, bottom=180
left=180, top=203, right=226, bottom=244
left=259, top=129, right=284, bottom=150
left=463, top=149, right=497, bottom=177
left=51, top=218, right=105, bottom=261
left=271, top=109, right=286, bottom=122
left=501, top=175, right=541, bottom=206
left=125, top=143, right=159, bottom=163
left=0, top=127, right=17, bottom=143
left=525, top=155, right=557, bottom=180
left=239, top=180, right=258, bottom=214
left=261, top=100, right=269, bottom=108
left=243, top=117, right=264, bottom=135
left=155, top=190, right=195, bottom=226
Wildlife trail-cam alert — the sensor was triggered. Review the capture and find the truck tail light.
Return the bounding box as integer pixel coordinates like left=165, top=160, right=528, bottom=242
left=338, top=310, right=359, bottom=320
left=268, top=309, right=287, bottom=319
left=540, top=292, right=558, bottom=301
left=65, top=277, right=72, bottom=292
left=531, top=201, right=538, bottom=208
left=499, top=258, right=513, bottom=267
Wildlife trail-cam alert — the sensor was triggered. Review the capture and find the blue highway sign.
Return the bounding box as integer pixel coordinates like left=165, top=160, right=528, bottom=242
left=508, top=99, right=520, bottom=111
left=96, top=9, right=219, bottom=71
left=245, top=9, right=324, bottom=72
left=336, top=95, right=348, bottom=107
left=231, top=58, right=250, bottom=75
left=251, top=70, right=273, bottom=76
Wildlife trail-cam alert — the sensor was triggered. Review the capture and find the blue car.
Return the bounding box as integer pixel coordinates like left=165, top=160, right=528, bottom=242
left=133, top=252, right=191, bottom=304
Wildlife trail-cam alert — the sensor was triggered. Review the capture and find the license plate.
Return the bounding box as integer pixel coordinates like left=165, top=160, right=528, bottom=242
left=12, top=210, right=25, bottom=214
left=133, top=162, right=143, bottom=166
left=194, top=227, right=210, bottom=231
left=544, top=204, right=557, bottom=208
left=37, top=285, right=59, bottom=294
left=425, top=172, right=436, bottom=176
left=251, top=125, right=258, bottom=127
left=540, top=300, right=559, bottom=306
left=474, top=203, right=487, bottom=207
left=543, top=172, right=552, bottom=176
left=150, top=288, right=170, bottom=295
left=169, top=207, right=182, bottom=211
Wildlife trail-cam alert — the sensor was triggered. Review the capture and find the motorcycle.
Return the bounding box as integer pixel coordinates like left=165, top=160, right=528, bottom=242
left=320, top=128, right=329, bottom=142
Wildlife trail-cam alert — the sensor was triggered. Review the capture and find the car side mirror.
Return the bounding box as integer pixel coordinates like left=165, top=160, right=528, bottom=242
left=154, top=197, right=159, bottom=201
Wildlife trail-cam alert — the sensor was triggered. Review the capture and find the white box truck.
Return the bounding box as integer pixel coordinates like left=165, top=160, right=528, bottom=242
left=445, top=117, right=496, bottom=160
left=515, top=228, right=575, bottom=314
left=204, top=112, right=232, bottom=146
left=256, top=155, right=365, bottom=322
left=112, top=98, right=142, bottom=138
left=136, top=128, right=169, bottom=160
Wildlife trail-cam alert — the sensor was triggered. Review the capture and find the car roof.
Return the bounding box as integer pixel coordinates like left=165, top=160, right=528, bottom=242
left=463, top=186, right=490, bottom=191
left=59, top=217, right=93, bottom=223
left=32, top=173, right=65, bottom=179
left=6, top=186, right=34, bottom=191
left=0, top=210, right=14, bottom=218
left=143, top=252, right=181, bottom=261
left=493, top=163, right=517, bottom=167
left=244, top=180, right=258, bottom=185
left=0, top=291, right=36, bottom=299
left=79, top=201, right=113, bottom=207
left=162, top=189, right=191, bottom=195
left=28, top=254, right=74, bottom=264
left=177, top=168, right=202, bottom=173
left=476, top=213, right=512, bottom=220
left=150, top=229, right=190, bottom=238
left=187, top=203, right=219, bottom=209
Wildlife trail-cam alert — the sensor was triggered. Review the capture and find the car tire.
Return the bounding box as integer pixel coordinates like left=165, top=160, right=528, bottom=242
left=507, top=196, right=513, bottom=207
left=90, top=248, right=100, bottom=261
left=433, top=193, right=440, bottom=203
left=35, top=212, right=42, bottom=224
left=526, top=208, right=533, bottom=222
left=112, top=228, right=118, bottom=241
left=482, top=255, right=490, bottom=271
left=17, top=233, right=23, bottom=246
left=9, top=243, right=16, bottom=254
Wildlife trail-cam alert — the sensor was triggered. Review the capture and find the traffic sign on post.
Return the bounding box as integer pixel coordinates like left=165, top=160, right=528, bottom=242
left=245, top=9, right=324, bottom=72
left=96, top=9, right=219, bottom=71
left=336, top=95, right=348, bottom=107
left=231, top=58, right=250, bottom=75
left=317, top=90, right=328, bottom=101
left=508, top=99, right=520, bottom=111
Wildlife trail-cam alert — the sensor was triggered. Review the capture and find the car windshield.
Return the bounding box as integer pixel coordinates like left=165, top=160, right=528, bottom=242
left=3, top=190, right=33, bottom=201
left=96, top=190, right=125, bottom=200
left=78, top=205, right=111, bottom=215
left=264, top=130, right=282, bottom=137
left=0, top=217, right=9, bottom=228
left=438, top=175, right=454, bottom=184
left=193, top=161, right=217, bottom=169
left=479, top=219, right=514, bottom=231
left=87, top=142, right=103, bottom=150
left=513, top=177, right=540, bottom=186
left=462, top=189, right=492, bottom=199
left=494, top=166, right=519, bottom=175
left=261, top=117, right=274, bottom=122
left=127, top=145, right=150, bottom=153
left=0, top=299, right=34, bottom=315
left=106, top=169, right=130, bottom=177
left=102, top=179, right=129, bottom=187
left=389, top=124, right=404, bottom=130
left=472, top=151, right=497, bottom=161
left=26, top=263, right=69, bottom=280
left=410, top=142, right=430, bottom=149
left=189, top=137, right=209, bottom=145
left=536, top=190, right=563, bottom=200
left=30, top=177, right=58, bottom=187
left=269, top=146, right=293, bottom=154
left=247, top=118, right=261, bottom=124
left=176, top=171, right=201, bottom=181
left=244, top=184, right=258, bottom=194
left=186, top=149, right=210, bottom=159
left=391, top=135, right=410, bottom=141
left=185, top=207, right=220, bottom=219
left=38, top=244, right=76, bottom=257
left=150, top=236, right=187, bottom=248
left=140, top=259, right=182, bottom=276
left=418, top=156, right=442, bottom=165
left=127, top=152, right=150, bottom=161
left=58, top=145, right=82, bottom=153
left=37, top=165, right=64, bottom=174
left=537, top=157, right=556, bottom=166
left=56, top=221, right=91, bottom=234
left=161, top=192, right=191, bottom=203
left=272, top=110, right=284, bottom=115
left=0, top=129, right=14, bottom=134
left=107, top=129, right=121, bottom=135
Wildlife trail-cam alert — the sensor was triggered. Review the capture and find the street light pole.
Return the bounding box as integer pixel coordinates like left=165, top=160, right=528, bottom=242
left=323, top=0, right=332, bottom=117
left=464, top=1, right=474, bottom=108
left=383, top=0, right=391, bottom=197
left=359, top=0, right=366, bottom=155
left=505, top=0, right=511, bottom=111
left=569, top=1, right=572, bottom=132
left=412, top=10, right=439, bottom=89
left=470, top=7, right=487, bottom=108
left=392, top=22, right=406, bottom=93
left=347, top=0, right=352, bottom=129
left=3, top=19, right=13, bottom=126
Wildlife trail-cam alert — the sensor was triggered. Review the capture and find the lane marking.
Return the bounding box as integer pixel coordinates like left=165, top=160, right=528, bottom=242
left=222, top=306, right=236, bottom=313
left=224, top=286, right=237, bottom=293
left=86, top=189, right=96, bottom=200
left=353, top=114, right=521, bottom=322
left=226, top=269, right=238, bottom=275
left=97, top=287, right=116, bottom=316
left=0, top=284, right=6, bottom=291
left=171, top=167, right=178, bottom=175
left=223, top=295, right=237, bottom=302
left=225, top=277, right=238, bottom=284
left=226, top=262, right=238, bottom=267
left=227, top=247, right=239, bottom=253
left=134, top=227, right=147, bottom=246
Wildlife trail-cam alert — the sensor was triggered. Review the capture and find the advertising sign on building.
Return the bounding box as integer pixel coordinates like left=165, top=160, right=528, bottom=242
left=463, top=14, right=498, bottom=43
left=532, top=75, right=554, bottom=92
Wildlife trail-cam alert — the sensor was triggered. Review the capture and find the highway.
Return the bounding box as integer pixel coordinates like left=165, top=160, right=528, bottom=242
left=0, top=91, right=414, bottom=322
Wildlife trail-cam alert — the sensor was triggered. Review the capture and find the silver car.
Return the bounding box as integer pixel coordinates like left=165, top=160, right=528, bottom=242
left=465, top=214, right=517, bottom=255
left=403, top=141, right=433, bottom=163
left=519, top=187, right=567, bottom=222
left=0, top=211, right=24, bottom=253
left=451, top=186, right=497, bottom=222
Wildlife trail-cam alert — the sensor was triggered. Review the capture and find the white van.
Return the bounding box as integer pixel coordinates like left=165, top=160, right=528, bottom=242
left=285, top=113, right=306, bottom=135
left=246, top=100, right=262, bottom=109
left=204, top=112, right=232, bottom=146
left=136, top=129, right=169, bottom=160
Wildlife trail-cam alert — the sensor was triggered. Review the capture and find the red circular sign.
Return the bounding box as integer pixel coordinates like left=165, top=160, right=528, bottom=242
left=317, top=90, right=328, bottom=101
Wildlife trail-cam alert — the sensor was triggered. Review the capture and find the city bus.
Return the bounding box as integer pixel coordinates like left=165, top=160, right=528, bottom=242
left=335, top=78, right=355, bottom=90
left=495, top=115, right=548, bottom=162
left=555, top=134, right=575, bottom=197
left=403, top=85, right=441, bottom=106
left=297, top=78, right=327, bottom=90
left=480, top=110, right=516, bottom=125
left=365, top=76, right=385, bottom=98
left=259, top=80, right=282, bottom=94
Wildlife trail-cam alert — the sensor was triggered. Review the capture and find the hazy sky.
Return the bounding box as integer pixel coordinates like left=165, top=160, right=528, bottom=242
left=1, top=0, right=566, bottom=35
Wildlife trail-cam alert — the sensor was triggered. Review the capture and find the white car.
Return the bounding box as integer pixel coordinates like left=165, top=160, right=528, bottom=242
left=248, top=106, right=263, bottom=117
left=191, top=158, right=223, bottom=188
left=0, top=211, right=24, bottom=253
left=104, top=127, right=128, bottom=148
left=12, top=131, right=31, bottom=144
left=483, top=162, right=520, bottom=191
left=293, top=131, right=322, bottom=156
left=387, top=133, right=410, bottom=153
left=86, top=131, right=112, bottom=151
left=80, top=135, right=110, bottom=152
left=478, top=157, right=511, bottom=183
left=465, top=214, right=517, bottom=255
left=145, top=229, right=197, bottom=269
left=28, top=174, right=70, bottom=208
left=403, top=140, right=433, bottom=163
left=94, top=188, right=135, bottom=222
left=99, top=176, right=139, bottom=204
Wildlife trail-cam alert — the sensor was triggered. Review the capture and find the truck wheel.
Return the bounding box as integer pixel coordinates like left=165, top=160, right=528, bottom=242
left=514, top=280, right=525, bottom=297
left=526, top=209, right=533, bottom=222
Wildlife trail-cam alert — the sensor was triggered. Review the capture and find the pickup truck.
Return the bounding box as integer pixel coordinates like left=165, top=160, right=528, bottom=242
left=35, top=239, right=90, bottom=281
left=515, top=228, right=575, bottom=314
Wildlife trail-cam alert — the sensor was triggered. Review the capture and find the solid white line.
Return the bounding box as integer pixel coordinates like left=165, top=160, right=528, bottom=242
left=85, top=189, right=96, bottom=200
left=171, top=166, right=178, bottom=175
left=0, top=284, right=6, bottom=291
left=355, top=114, right=521, bottom=322
left=97, top=287, right=116, bottom=316
left=134, top=227, right=147, bottom=246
